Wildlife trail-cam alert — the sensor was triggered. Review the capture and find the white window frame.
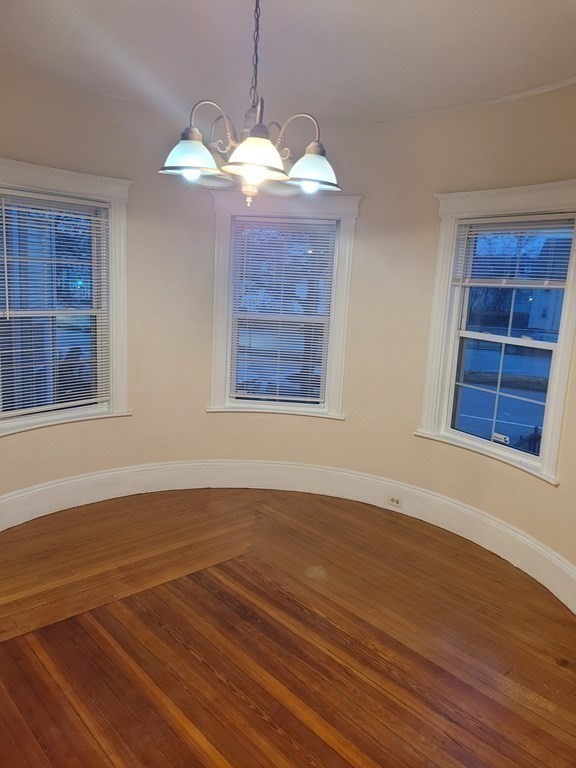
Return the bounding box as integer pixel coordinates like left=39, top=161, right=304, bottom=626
left=0, top=157, right=131, bottom=437
left=418, top=179, right=576, bottom=484
left=210, top=192, right=360, bottom=418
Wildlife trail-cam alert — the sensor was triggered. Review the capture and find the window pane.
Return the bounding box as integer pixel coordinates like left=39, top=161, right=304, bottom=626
left=55, top=264, right=93, bottom=309
left=456, top=338, right=502, bottom=391
left=500, top=345, right=551, bottom=403
left=2, top=209, right=94, bottom=311
left=468, top=227, right=572, bottom=282
left=233, top=223, right=335, bottom=317
left=0, top=318, right=54, bottom=411
left=54, top=213, right=93, bottom=264
left=55, top=316, right=97, bottom=404
left=0, top=315, right=97, bottom=412
left=510, top=288, right=564, bottom=342
left=495, top=396, right=545, bottom=456
left=466, top=287, right=512, bottom=334
left=452, top=385, right=495, bottom=439
left=234, top=319, right=325, bottom=403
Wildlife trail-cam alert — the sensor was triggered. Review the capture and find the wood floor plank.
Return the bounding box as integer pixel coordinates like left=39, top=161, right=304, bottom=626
left=0, top=672, right=54, bottom=767
left=174, top=571, right=480, bottom=768
left=126, top=587, right=378, bottom=768
left=0, top=488, right=575, bottom=766
left=28, top=625, right=203, bottom=768
left=0, top=489, right=258, bottom=640
left=253, top=504, right=576, bottom=685
left=94, top=599, right=338, bottom=768
left=212, top=557, right=576, bottom=766
left=251, top=519, right=576, bottom=738
left=0, top=637, right=115, bottom=768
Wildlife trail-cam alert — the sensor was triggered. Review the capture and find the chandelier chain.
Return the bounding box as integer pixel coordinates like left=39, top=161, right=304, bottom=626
left=249, top=0, right=261, bottom=109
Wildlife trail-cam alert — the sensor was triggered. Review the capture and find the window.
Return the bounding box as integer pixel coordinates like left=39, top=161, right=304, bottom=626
left=0, top=158, right=130, bottom=435
left=419, top=180, right=576, bottom=483
left=211, top=194, right=360, bottom=417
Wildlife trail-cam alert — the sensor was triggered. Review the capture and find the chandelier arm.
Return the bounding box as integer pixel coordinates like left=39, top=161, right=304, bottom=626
left=189, top=100, right=237, bottom=153
left=266, top=121, right=286, bottom=145
left=209, top=115, right=225, bottom=142
left=265, top=121, right=291, bottom=161
left=267, top=121, right=282, bottom=132
left=209, top=114, right=240, bottom=154
left=274, top=113, right=321, bottom=150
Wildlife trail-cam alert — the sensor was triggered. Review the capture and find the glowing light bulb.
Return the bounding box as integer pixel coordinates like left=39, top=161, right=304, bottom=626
left=301, top=180, right=320, bottom=194
left=182, top=168, right=202, bottom=182
left=240, top=165, right=269, bottom=187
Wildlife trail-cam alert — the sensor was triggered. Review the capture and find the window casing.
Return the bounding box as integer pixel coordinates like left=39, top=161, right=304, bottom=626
left=0, top=158, right=130, bottom=436
left=210, top=193, right=360, bottom=417
left=419, top=180, right=576, bottom=483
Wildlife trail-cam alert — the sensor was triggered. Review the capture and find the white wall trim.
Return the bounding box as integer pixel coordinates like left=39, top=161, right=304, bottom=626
left=0, top=156, right=132, bottom=202
left=1, top=460, right=574, bottom=615
left=437, top=178, right=576, bottom=217
left=211, top=190, right=361, bottom=217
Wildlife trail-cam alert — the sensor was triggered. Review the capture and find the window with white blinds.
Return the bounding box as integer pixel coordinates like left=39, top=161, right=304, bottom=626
left=229, top=216, right=337, bottom=405
left=419, top=181, right=576, bottom=482
left=0, top=192, right=111, bottom=422
left=450, top=216, right=574, bottom=458
left=211, top=195, right=358, bottom=418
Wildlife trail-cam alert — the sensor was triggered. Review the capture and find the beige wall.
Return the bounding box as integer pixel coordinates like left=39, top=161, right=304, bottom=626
left=1, top=66, right=575, bottom=564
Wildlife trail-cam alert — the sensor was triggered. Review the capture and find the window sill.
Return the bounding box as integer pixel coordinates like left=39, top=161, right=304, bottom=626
left=414, top=428, right=559, bottom=485
left=207, top=405, right=345, bottom=420
left=0, top=407, right=132, bottom=438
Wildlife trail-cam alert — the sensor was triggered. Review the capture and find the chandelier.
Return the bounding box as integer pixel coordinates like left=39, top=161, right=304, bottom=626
left=159, top=0, right=340, bottom=206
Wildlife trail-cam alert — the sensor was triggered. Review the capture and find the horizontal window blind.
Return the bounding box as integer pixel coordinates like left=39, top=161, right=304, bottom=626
left=454, top=218, right=574, bottom=287
left=230, top=216, right=337, bottom=404
left=0, top=193, right=110, bottom=419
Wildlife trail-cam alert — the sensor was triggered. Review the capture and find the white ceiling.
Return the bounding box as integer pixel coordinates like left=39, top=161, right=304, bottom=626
left=2, top=0, right=576, bottom=124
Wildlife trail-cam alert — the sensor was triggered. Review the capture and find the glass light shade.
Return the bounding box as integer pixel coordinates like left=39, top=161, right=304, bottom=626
left=260, top=156, right=301, bottom=197
left=287, top=151, right=341, bottom=191
left=159, top=138, right=219, bottom=176
left=222, top=137, right=289, bottom=183
left=261, top=179, right=303, bottom=197
left=194, top=173, right=236, bottom=189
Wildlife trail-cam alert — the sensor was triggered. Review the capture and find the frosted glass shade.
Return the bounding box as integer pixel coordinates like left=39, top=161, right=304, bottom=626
left=194, top=173, right=236, bottom=189
left=222, top=137, right=289, bottom=182
left=287, top=151, right=340, bottom=191
left=159, top=139, right=219, bottom=176
left=261, top=180, right=303, bottom=197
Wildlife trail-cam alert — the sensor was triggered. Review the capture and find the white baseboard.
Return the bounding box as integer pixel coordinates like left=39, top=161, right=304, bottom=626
left=1, top=459, right=575, bottom=615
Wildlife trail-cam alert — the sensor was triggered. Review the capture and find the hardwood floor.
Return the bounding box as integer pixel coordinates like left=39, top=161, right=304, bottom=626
left=0, top=489, right=575, bottom=766
left=0, top=489, right=258, bottom=642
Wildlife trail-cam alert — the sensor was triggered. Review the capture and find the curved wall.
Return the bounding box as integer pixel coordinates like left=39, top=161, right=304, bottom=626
left=1, top=66, right=575, bottom=600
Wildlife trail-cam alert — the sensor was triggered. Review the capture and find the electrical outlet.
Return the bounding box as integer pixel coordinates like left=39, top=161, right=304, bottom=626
left=387, top=495, right=403, bottom=509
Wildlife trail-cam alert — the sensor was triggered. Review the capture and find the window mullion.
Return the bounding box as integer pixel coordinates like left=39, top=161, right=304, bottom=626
left=491, top=343, right=505, bottom=441
left=507, top=288, right=516, bottom=336
left=445, top=284, right=466, bottom=432
left=459, top=330, right=556, bottom=351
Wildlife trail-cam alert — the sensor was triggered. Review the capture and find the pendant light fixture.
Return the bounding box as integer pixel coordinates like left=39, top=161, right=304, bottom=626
left=159, top=0, right=340, bottom=206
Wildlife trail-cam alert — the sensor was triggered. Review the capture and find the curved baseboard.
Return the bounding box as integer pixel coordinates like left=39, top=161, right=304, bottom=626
left=1, top=459, right=575, bottom=615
